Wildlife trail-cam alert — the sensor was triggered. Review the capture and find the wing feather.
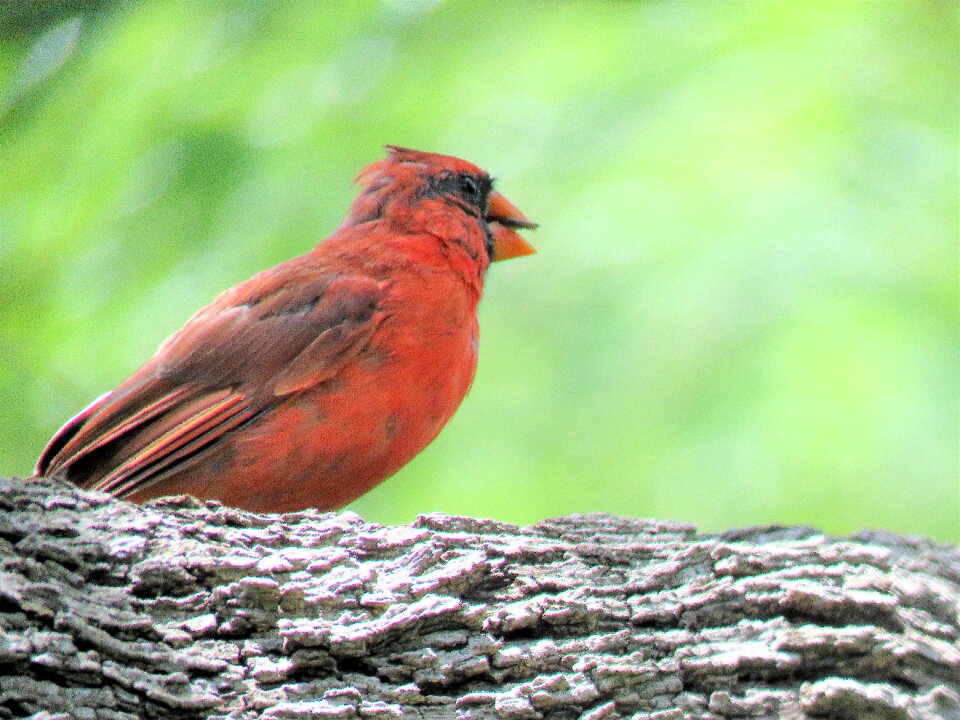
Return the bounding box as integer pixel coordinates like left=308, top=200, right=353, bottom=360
left=37, top=259, right=388, bottom=498
left=39, top=386, right=191, bottom=475
left=92, top=389, right=255, bottom=497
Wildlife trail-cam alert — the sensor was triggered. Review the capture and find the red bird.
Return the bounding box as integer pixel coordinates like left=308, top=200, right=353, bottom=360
left=36, top=147, right=536, bottom=513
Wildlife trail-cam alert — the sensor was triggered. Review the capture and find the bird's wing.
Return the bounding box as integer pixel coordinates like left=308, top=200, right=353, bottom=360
left=37, top=260, right=388, bottom=497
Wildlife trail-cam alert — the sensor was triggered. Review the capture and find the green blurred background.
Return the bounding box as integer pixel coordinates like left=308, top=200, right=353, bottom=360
left=1, top=1, right=956, bottom=541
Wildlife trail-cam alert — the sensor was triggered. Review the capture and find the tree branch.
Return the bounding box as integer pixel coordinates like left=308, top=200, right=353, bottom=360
left=2, top=477, right=957, bottom=719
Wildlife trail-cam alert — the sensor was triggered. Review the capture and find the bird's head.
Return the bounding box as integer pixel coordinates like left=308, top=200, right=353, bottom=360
left=342, top=146, right=537, bottom=263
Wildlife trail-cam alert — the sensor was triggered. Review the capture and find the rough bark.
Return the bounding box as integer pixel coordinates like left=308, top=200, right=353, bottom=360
left=0, top=476, right=957, bottom=720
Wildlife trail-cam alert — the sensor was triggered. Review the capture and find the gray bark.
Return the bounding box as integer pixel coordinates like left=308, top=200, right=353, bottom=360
left=0, top=476, right=957, bottom=720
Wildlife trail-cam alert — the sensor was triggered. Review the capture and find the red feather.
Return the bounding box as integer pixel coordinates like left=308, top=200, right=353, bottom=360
left=36, top=148, right=536, bottom=513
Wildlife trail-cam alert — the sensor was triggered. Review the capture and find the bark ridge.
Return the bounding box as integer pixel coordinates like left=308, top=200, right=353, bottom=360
left=1, top=477, right=957, bottom=719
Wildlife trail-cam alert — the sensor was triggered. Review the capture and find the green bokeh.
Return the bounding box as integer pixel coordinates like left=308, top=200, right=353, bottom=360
left=1, top=1, right=956, bottom=541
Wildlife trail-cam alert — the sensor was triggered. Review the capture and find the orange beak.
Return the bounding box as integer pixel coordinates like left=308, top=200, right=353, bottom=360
left=486, top=191, right=537, bottom=262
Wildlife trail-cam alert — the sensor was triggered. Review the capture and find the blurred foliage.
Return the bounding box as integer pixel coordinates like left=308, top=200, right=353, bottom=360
left=0, top=1, right=956, bottom=541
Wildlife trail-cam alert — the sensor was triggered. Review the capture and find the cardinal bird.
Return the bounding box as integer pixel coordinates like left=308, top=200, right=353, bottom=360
left=35, top=147, right=536, bottom=513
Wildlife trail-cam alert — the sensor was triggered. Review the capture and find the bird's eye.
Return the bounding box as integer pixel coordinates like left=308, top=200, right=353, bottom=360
left=459, top=175, right=478, bottom=198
